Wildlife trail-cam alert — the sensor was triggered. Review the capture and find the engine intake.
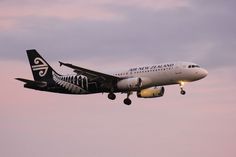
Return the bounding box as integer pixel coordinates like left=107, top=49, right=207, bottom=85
left=117, top=77, right=142, bottom=91
left=137, top=86, right=165, bottom=98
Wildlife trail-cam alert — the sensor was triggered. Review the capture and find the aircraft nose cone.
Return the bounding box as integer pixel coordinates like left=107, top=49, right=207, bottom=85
left=201, top=69, right=208, bottom=78
left=194, top=68, right=208, bottom=80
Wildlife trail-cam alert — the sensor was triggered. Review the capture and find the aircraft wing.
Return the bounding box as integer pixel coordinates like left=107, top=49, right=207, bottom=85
left=58, top=61, right=121, bottom=82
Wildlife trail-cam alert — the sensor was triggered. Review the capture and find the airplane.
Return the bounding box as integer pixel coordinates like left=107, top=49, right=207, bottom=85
left=16, top=49, right=208, bottom=105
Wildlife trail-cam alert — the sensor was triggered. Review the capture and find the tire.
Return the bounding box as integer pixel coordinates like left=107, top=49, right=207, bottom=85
left=123, top=98, right=132, bottom=105
left=181, top=90, right=186, bottom=95
left=108, top=93, right=116, bottom=100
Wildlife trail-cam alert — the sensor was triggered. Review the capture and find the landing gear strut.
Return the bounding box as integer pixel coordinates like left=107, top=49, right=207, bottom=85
left=108, top=93, right=116, bottom=100
left=179, top=82, right=186, bottom=95
left=123, top=92, right=132, bottom=105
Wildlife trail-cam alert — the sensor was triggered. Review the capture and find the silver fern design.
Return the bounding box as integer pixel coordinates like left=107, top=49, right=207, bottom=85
left=52, top=72, right=89, bottom=94
left=31, top=57, right=48, bottom=77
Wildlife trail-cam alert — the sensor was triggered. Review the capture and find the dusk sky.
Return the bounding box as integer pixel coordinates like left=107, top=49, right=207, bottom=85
left=1, top=0, right=236, bottom=157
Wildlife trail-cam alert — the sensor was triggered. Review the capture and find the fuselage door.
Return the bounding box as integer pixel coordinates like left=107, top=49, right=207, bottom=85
left=175, top=63, right=182, bottom=74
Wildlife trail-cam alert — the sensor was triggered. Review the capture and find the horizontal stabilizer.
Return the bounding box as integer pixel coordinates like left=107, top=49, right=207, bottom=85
left=15, top=78, right=47, bottom=87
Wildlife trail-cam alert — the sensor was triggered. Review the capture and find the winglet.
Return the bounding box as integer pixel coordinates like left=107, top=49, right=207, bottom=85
left=59, top=61, right=63, bottom=66
left=58, top=61, right=73, bottom=68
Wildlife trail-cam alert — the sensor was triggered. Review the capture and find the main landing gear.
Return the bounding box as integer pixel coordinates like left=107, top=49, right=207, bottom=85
left=179, top=82, right=186, bottom=95
left=123, top=92, right=132, bottom=105
left=108, top=92, right=116, bottom=100
left=107, top=92, right=132, bottom=105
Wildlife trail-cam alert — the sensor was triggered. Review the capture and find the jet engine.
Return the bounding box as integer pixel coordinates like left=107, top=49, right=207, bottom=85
left=137, top=86, right=165, bottom=98
left=117, top=77, right=142, bottom=91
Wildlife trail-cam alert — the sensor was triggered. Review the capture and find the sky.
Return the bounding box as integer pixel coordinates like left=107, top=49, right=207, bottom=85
left=1, top=0, right=236, bottom=157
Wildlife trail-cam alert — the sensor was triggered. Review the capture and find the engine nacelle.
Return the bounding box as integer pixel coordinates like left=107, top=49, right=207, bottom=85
left=137, top=86, right=165, bottom=98
left=117, top=77, right=142, bottom=91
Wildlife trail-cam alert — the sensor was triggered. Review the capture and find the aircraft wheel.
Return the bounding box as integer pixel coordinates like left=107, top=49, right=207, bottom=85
left=181, top=90, right=186, bottom=95
left=108, top=93, right=116, bottom=100
left=124, top=98, right=132, bottom=105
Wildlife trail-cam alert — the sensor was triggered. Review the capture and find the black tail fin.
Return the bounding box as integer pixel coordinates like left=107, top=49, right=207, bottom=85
left=27, top=49, right=57, bottom=82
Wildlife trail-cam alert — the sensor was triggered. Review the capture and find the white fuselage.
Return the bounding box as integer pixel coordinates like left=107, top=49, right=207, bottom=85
left=112, top=62, right=208, bottom=90
left=51, top=62, right=208, bottom=94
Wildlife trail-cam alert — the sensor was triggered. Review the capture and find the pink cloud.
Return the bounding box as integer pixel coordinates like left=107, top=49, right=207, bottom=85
left=0, top=19, right=17, bottom=30
left=0, top=1, right=122, bottom=30
left=0, top=1, right=123, bottom=21
left=0, top=0, right=189, bottom=30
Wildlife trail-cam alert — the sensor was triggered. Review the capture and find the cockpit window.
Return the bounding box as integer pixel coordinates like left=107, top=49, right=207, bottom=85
left=188, top=65, right=200, bottom=68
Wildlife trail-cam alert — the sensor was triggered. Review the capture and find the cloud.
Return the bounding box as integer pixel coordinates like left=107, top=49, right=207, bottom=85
left=0, top=0, right=236, bottom=71
left=0, top=18, right=16, bottom=30
left=0, top=0, right=188, bottom=28
left=103, top=0, right=189, bottom=10
left=0, top=1, right=123, bottom=26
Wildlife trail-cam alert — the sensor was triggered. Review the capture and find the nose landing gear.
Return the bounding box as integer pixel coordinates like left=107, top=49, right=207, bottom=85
left=180, top=89, right=186, bottom=95
left=179, top=82, right=186, bottom=95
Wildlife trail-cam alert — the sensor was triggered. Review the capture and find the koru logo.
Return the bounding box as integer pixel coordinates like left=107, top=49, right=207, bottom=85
left=31, top=57, right=48, bottom=77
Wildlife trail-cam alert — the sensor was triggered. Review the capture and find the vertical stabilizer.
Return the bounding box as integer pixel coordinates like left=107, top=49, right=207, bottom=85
left=26, top=49, right=57, bottom=82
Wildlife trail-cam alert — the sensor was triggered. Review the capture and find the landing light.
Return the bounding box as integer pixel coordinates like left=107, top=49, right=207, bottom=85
left=179, top=81, right=185, bottom=87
